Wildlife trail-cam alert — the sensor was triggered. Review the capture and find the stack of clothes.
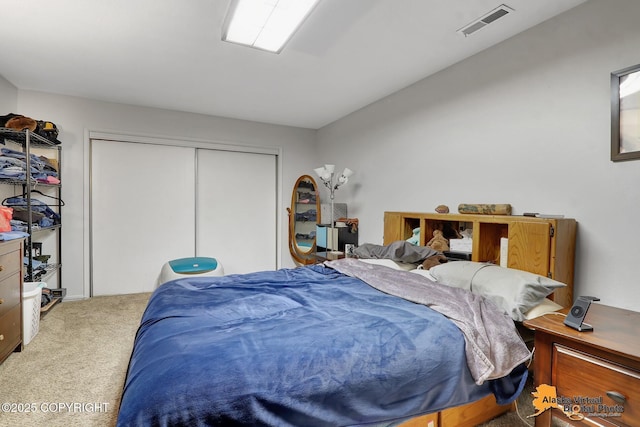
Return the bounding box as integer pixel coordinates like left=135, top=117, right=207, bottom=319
left=4, top=196, right=61, bottom=231
left=295, top=209, right=317, bottom=221
left=0, top=147, right=59, bottom=183
left=2, top=196, right=61, bottom=280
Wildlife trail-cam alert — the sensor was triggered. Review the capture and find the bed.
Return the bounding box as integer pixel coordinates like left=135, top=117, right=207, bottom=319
left=116, top=253, right=534, bottom=427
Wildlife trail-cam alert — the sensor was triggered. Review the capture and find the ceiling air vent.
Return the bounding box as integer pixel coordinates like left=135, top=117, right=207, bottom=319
left=458, top=4, right=514, bottom=37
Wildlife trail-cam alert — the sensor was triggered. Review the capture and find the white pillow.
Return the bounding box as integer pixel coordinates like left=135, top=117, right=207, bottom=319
left=357, top=258, right=405, bottom=270
left=429, top=261, right=566, bottom=321
left=523, top=298, right=563, bottom=320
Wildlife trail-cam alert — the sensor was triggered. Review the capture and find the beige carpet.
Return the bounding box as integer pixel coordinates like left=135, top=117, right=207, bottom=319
left=0, top=293, right=150, bottom=427
left=0, top=293, right=566, bottom=427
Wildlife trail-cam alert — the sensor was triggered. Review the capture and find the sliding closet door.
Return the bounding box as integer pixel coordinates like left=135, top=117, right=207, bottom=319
left=196, top=149, right=276, bottom=274
left=91, top=140, right=196, bottom=295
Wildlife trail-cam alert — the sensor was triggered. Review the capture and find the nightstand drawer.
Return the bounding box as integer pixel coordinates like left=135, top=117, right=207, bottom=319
left=0, top=272, right=21, bottom=317
left=0, top=242, right=21, bottom=282
left=554, top=344, right=640, bottom=426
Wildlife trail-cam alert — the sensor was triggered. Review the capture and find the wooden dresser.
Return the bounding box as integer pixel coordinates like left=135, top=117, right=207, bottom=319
left=524, top=304, right=640, bottom=426
left=0, top=239, right=24, bottom=364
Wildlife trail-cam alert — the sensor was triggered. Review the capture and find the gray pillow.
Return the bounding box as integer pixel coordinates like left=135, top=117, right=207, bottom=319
left=429, top=261, right=566, bottom=321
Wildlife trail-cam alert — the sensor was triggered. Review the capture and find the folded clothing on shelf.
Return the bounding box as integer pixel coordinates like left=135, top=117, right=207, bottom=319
left=0, top=147, right=59, bottom=181
left=4, top=197, right=60, bottom=227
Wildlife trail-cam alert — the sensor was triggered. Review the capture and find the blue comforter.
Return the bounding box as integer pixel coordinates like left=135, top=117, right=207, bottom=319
left=117, top=265, right=527, bottom=427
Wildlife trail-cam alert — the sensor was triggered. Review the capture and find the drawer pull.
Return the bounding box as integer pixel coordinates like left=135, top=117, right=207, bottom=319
left=0, top=298, right=3, bottom=304
left=606, top=391, right=626, bottom=404
left=0, top=265, right=3, bottom=271
left=0, top=334, right=3, bottom=341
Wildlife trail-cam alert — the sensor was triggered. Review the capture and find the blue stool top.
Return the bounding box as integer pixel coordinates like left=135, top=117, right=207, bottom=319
left=169, top=257, right=218, bottom=274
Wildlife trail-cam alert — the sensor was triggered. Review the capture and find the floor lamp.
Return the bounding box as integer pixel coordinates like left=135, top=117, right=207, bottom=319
left=314, top=164, right=354, bottom=251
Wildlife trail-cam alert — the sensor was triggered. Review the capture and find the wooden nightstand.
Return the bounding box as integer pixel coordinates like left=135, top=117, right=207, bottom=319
left=523, top=304, right=640, bottom=427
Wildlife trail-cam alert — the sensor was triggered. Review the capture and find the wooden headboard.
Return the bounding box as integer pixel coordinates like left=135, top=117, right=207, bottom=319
left=383, top=211, right=577, bottom=307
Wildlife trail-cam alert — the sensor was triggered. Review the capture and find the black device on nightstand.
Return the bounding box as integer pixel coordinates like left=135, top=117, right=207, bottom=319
left=564, top=296, right=600, bottom=331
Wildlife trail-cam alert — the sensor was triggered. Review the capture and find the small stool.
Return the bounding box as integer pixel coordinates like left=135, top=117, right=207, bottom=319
left=158, top=256, right=224, bottom=286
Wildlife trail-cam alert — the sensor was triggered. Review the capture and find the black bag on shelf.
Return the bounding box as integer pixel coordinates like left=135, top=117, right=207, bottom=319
left=35, top=120, right=61, bottom=144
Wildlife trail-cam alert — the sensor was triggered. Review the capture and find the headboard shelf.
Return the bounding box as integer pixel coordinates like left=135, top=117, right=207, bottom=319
left=384, top=211, right=577, bottom=307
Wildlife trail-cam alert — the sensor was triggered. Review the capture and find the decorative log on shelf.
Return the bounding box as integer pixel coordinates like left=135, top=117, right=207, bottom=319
left=458, top=203, right=512, bottom=215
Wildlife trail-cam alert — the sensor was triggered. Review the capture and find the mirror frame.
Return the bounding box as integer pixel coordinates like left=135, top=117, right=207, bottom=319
left=287, top=175, right=320, bottom=265
left=611, top=63, right=640, bottom=161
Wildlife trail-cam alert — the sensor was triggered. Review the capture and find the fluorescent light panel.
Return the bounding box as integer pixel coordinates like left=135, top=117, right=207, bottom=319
left=223, top=0, right=320, bottom=53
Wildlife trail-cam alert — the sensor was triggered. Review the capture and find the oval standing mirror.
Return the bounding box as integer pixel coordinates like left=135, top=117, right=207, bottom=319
left=287, top=175, right=320, bottom=265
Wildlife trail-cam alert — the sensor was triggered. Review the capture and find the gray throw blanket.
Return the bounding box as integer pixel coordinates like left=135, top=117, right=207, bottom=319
left=353, top=241, right=439, bottom=263
left=326, top=258, right=531, bottom=385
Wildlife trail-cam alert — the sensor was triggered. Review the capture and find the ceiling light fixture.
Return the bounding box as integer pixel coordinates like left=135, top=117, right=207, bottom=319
left=222, top=0, right=320, bottom=53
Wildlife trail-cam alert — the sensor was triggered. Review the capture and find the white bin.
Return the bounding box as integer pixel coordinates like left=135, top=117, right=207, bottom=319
left=23, top=282, right=45, bottom=345
left=158, top=257, right=224, bottom=287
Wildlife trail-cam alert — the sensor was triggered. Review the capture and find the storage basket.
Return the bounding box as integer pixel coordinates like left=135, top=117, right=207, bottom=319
left=23, top=282, right=45, bottom=345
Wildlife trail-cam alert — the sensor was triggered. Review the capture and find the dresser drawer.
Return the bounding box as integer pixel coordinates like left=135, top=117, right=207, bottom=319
left=0, top=240, right=22, bottom=282
left=0, top=272, right=20, bottom=318
left=554, top=344, right=640, bottom=426
left=0, top=304, right=22, bottom=361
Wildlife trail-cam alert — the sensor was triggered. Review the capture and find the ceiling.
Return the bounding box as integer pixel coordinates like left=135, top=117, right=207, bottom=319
left=0, top=0, right=587, bottom=129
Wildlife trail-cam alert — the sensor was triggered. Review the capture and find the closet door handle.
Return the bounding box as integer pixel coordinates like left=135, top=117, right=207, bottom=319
left=606, top=391, right=626, bottom=404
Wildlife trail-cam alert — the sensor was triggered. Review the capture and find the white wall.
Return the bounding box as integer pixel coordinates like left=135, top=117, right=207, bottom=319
left=8, top=0, right=640, bottom=311
left=16, top=91, right=316, bottom=300
left=0, top=75, right=17, bottom=113
left=317, top=0, right=640, bottom=312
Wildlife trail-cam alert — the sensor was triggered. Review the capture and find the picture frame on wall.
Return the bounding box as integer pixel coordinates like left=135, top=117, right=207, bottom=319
left=611, top=63, right=640, bottom=161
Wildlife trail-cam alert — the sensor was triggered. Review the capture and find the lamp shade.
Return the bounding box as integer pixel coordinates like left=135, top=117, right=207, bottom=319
left=314, top=164, right=353, bottom=186
left=341, top=168, right=354, bottom=178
